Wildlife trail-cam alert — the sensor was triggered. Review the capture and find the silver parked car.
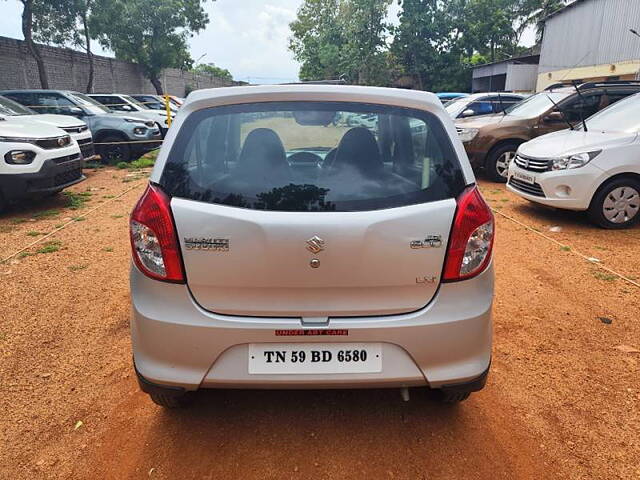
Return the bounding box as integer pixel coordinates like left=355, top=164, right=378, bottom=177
left=129, top=85, right=495, bottom=407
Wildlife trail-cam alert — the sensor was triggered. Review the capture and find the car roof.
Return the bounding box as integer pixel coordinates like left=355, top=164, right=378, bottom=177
left=1, top=89, right=80, bottom=95
left=184, top=85, right=443, bottom=112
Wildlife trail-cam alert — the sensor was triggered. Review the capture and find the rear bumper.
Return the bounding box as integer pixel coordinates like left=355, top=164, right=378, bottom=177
left=130, top=263, right=494, bottom=391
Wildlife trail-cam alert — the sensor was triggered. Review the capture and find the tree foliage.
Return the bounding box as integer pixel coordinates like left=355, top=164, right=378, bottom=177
left=289, top=0, right=565, bottom=90
left=289, top=0, right=391, bottom=85
left=32, top=0, right=98, bottom=92
left=191, top=62, right=233, bottom=81
left=91, top=0, right=210, bottom=93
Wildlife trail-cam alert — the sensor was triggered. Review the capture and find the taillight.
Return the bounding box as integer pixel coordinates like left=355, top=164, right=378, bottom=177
left=443, top=186, right=494, bottom=282
left=130, top=183, right=185, bottom=283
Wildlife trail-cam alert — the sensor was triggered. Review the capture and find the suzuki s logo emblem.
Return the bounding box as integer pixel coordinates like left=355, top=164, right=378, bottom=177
left=306, top=236, right=325, bottom=254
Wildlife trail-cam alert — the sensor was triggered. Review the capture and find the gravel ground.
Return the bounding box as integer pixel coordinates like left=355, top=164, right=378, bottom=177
left=0, top=170, right=638, bottom=479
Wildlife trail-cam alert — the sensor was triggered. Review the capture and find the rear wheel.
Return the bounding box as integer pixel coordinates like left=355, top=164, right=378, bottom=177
left=435, top=390, right=471, bottom=404
left=588, top=177, right=640, bottom=229
left=148, top=391, right=193, bottom=408
left=97, top=135, right=131, bottom=164
left=486, top=143, right=518, bottom=183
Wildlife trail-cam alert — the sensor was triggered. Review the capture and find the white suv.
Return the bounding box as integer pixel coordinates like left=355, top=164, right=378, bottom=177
left=88, top=94, right=174, bottom=137
left=129, top=85, right=495, bottom=407
left=0, top=95, right=95, bottom=161
left=0, top=120, right=84, bottom=211
left=508, top=93, right=640, bottom=228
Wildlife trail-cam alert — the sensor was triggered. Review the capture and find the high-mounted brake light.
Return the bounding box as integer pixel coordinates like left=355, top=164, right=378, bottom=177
left=130, top=183, right=185, bottom=283
left=443, top=186, right=494, bottom=282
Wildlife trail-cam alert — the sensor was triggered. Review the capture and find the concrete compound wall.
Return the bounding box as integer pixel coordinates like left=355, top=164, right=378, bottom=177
left=0, top=36, right=239, bottom=96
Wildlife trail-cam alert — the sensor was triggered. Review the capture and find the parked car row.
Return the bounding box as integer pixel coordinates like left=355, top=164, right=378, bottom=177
left=0, top=89, right=182, bottom=212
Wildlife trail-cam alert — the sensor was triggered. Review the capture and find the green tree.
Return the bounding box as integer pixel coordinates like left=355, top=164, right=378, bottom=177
left=32, top=0, right=98, bottom=92
left=16, top=0, right=48, bottom=88
left=289, top=0, right=391, bottom=85
left=289, top=0, right=347, bottom=81
left=191, top=62, right=233, bottom=81
left=92, top=0, right=210, bottom=94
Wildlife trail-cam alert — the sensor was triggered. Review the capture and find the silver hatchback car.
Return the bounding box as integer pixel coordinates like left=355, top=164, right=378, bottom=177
left=129, top=85, right=495, bottom=407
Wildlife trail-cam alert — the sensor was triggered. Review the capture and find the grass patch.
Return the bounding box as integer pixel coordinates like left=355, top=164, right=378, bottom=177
left=64, top=192, right=91, bottom=210
left=0, top=225, right=14, bottom=233
left=37, top=240, right=62, bottom=254
left=500, top=198, right=509, bottom=203
left=593, top=271, right=617, bottom=282
left=593, top=246, right=608, bottom=251
left=111, top=214, right=124, bottom=219
left=11, top=218, right=27, bottom=225
left=26, top=231, right=44, bottom=237
left=84, top=161, right=104, bottom=169
left=128, top=156, right=156, bottom=169
left=68, top=264, right=88, bottom=272
left=72, top=217, right=86, bottom=222
left=32, top=209, right=60, bottom=219
left=102, top=247, right=114, bottom=252
left=560, top=246, right=571, bottom=252
left=103, top=195, right=115, bottom=199
left=17, top=252, right=33, bottom=259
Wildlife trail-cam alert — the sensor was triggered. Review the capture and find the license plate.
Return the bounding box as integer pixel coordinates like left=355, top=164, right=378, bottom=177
left=248, top=343, right=382, bottom=374
left=513, top=170, right=535, bottom=184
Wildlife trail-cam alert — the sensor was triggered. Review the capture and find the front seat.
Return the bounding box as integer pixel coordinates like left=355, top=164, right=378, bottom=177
left=235, top=128, right=291, bottom=184
left=331, top=127, right=384, bottom=178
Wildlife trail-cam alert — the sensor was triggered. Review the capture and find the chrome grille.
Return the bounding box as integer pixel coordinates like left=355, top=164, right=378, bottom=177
left=508, top=177, right=546, bottom=197
left=62, top=125, right=89, bottom=134
left=514, top=154, right=551, bottom=172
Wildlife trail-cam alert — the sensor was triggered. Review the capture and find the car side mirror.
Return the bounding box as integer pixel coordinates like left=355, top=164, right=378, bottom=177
left=543, top=111, right=564, bottom=123
left=460, top=109, right=475, bottom=118
left=60, top=106, right=84, bottom=117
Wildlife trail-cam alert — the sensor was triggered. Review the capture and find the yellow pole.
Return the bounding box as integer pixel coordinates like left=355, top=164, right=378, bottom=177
left=164, top=94, right=172, bottom=127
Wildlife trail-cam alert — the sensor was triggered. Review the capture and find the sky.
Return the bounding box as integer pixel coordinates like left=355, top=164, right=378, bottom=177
left=0, top=0, right=534, bottom=84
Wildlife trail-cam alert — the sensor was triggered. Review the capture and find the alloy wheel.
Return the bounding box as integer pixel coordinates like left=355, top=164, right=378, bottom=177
left=495, top=151, right=515, bottom=178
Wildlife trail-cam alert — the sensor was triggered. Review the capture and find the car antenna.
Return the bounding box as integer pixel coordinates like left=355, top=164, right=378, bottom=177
left=545, top=94, right=573, bottom=130
left=570, top=80, right=589, bottom=132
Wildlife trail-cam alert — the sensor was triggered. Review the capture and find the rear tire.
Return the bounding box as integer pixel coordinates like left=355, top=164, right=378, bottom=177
left=588, top=177, right=640, bottom=229
left=435, top=390, right=471, bottom=404
left=486, top=142, right=519, bottom=183
left=148, top=391, right=192, bottom=408
left=97, top=135, right=131, bottom=164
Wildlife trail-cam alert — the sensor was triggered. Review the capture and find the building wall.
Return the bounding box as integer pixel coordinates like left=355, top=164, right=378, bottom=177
left=0, top=36, right=239, bottom=96
left=537, top=0, right=640, bottom=90
left=505, top=64, right=538, bottom=92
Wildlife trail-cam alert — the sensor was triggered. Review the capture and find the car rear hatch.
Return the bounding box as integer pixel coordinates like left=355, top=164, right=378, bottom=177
left=160, top=100, right=467, bottom=318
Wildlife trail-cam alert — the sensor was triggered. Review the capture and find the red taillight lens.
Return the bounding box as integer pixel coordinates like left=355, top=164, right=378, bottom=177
left=443, top=186, right=494, bottom=282
left=130, top=183, right=185, bottom=283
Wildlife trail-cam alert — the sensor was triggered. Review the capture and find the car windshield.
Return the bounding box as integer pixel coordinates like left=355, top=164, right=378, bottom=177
left=504, top=92, right=569, bottom=117
left=445, top=97, right=473, bottom=117
left=122, top=95, right=146, bottom=110
left=135, top=96, right=165, bottom=110
left=584, top=93, right=640, bottom=132
left=161, top=101, right=465, bottom=212
left=0, top=96, right=34, bottom=116
left=68, top=92, right=110, bottom=114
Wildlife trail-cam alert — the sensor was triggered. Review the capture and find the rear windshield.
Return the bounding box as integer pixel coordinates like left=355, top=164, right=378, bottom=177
left=160, top=101, right=465, bottom=212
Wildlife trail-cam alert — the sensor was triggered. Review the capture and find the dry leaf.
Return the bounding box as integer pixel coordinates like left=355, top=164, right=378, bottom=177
left=615, top=345, right=640, bottom=354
